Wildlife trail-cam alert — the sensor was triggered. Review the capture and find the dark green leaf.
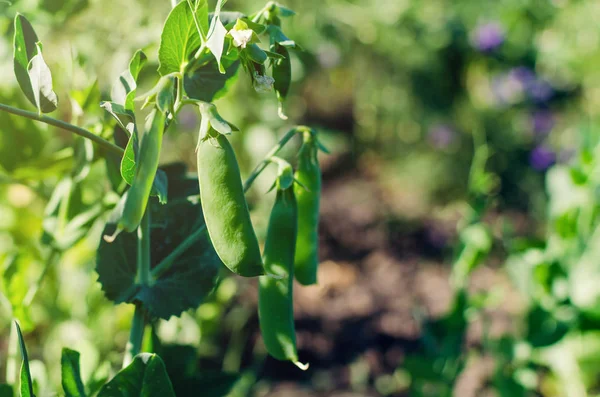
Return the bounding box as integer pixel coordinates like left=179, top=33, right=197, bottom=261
left=96, top=193, right=222, bottom=319
left=13, top=15, right=58, bottom=113
left=61, top=348, right=86, bottom=397
left=0, top=384, right=13, bottom=397
left=111, top=50, right=147, bottom=111
left=267, top=25, right=295, bottom=48
left=15, top=322, right=35, bottom=397
left=152, top=169, right=168, bottom=205
left=172, top=372, right=240, bottom=397
left=272, top=44, right=291, bottom=100
left=158, top=1, right=205, bottom=75
left=184, top=57, right=239, bottom=102
left=244, top=44, right=267, bottom=64
left=97, top=354, right=175, bottom=397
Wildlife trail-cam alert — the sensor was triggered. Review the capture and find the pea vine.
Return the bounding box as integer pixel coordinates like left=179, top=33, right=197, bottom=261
left=1, top=1, right=326, bottom=395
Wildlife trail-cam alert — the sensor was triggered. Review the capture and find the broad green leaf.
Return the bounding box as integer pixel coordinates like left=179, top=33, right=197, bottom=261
left=96, top=169, right=222, bottom=319
left=111, top=50, right=147, bottom=111
left=61, top=349, right=86, bottom=397
left=0, top=384, right=13, bottom=397
left=13, top=14, right=39, bottom=106
left=97, top=354, right=175, bottom=397
left=13, top=15, right=58, bottom=113
left=187, top=0, right=209, bottom=40
left=158, top=1, right=206, bottom=75
left=15, top=322, right=35, bottom=397
left=183, top=57, right=239, bottom=102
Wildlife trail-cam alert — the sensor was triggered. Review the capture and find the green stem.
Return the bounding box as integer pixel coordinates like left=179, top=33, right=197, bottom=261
left=0, top=102, right=124, bottom=156
left=151, top=127, right=299, bottom=278
left=123, top=304, right=146, bottom=368
left=152, top=224, right=206, bottom=279
left=123, top=210, right=152, bottom=367
left=242, top=128, right=298, bottom=192
left=137, top=210, right=153, bottom=286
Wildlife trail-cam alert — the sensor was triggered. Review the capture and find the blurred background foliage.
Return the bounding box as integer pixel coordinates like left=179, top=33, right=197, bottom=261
left=2, top=0, right=600, bottom=396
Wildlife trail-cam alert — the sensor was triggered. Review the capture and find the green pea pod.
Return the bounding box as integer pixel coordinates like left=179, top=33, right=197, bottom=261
left=272, top=43, right=291, bottom=119
left=293, top=129, right=321, bottom=285
left=258, top=184, right=308, bottom=370
left=197, top=128, right=264, bottom=277
left=118, top=109, right=165, bottom=233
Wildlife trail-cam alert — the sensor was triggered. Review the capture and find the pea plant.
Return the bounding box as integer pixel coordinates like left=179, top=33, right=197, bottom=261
left=0, top=1, right=326, bottom=395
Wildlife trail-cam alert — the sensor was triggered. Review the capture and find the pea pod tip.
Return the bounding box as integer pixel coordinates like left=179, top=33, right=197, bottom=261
left=294, top=361, right=309, bottom=371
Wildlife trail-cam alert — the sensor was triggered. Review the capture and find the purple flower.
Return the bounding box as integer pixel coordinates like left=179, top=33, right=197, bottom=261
left=428, top=124, right=456, bottom=149
left=528, top=79, right=554, bottom=103
left=530, top=146, right=556, bottom=171
left=531, top=110, right=555, bottom=136
left=473, top=22, right=504, bottom=52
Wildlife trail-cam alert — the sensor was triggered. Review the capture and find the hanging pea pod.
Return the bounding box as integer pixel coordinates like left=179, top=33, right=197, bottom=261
left=196, top=113, right=264, bottom=277
left=258, top=160, right=308, bottom=369
left=293, top=128, right=324, bottom=285
left=117, top=109, right=166, bottom=233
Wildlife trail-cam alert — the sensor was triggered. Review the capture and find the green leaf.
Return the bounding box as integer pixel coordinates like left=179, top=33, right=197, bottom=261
left=61, top=349, right=86, bottom=397
left=111, top=50, right=147, bottom=111
left=244, top=44, right=267, bottom=64
left=27, top=44, right=58, bottom=114
left=152, top=169, right=168, bottom=205
left=267, top=25, right=295, bottom=48
left=15, top=322, right=35, bottom=397
left=183, top=57, right=239, bottom=102
left=96, top=178, right=222, bottom=319
left=97, top=354, right=175, bottom=397
left=13, top=15, right=58, bottom=113
left=187, top=0, right=209, bottom=40
left=172, top=372, right=240, bottom=397
left=158, top=1, right=205, bottom=75
left=271, top=44, right=291, bottom=119
left=0, top=384, right=13, bottom=397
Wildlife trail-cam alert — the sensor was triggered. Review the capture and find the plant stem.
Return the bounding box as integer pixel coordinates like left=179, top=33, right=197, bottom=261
left=0, top=102, right=124, bottom=156
left=243, top=127, right=298, bottom=192
left=151, top=128, right=299, bottom=277
left=123, top=304, right=145, bottom=368
left=137, top=210, right=153, bottom=286
left=123, top=210, right=152, bottom=367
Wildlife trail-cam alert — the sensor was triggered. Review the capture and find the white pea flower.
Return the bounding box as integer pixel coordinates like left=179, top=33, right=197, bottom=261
left=230, top=29, right=254, bottom=49
left=253, top=72, right=275, bottom=93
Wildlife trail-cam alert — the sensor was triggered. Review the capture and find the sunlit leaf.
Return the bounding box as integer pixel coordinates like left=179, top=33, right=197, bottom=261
left=97, top=354, right=174, bottom=397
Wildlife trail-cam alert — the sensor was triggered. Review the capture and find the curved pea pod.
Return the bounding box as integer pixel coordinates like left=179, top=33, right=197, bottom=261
left=293, top=129, right=322, bottom=285
left=197, top=128, right=264, bottom=277
left=118, top=109, right=166, bottom=233
left=258, top=183, right=307, bottom=369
